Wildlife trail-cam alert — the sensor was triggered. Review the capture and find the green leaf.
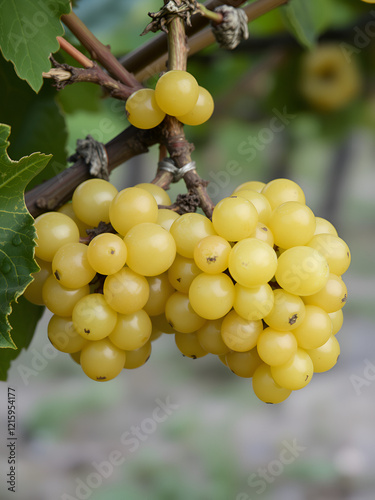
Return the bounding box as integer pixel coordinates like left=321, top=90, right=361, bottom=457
left=0, top=0, right=71, bottom=92
left=0, top=55, right=68, bottom=190
left=0, top=296, right=44, bottom=381
left=0, top=124, right=50, bottom=349
left=280, top=0, right=317, bottom=49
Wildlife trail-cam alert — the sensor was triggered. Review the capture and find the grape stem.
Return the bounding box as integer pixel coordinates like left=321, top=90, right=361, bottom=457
left=121, top=0, right=289, bottom=80
left=44, top=55, right=134, bottom=100
left=61, top=11, right=142, bottom=90
left=196, top=3, right=224, bottom=25
left=152, top=0, right=215, bottom=218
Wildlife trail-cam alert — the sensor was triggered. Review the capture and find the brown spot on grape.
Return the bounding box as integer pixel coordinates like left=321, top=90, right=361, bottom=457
left=347, top=252, right=350, bottom=257
left=341, top=294, right=347, bottom=303
left=84, top=328, right=90, bottom=334
left=207, top=255, right=217, bottom=263
left=96, top=376, right=106, bottom=380
left=261, top=226, right=268, bottom=232
left=110, top=249, right=115, bottom=255
left=305, top=374, right=309, bottom=381
left=54, top=270, right=60, bottom=280
left=289, top=314, right=298, bottom=325
left=191, top=355, right=197, bottom=359
left=145, top=355, right=151, bottom=363
left=176, top=277, right=181, bottom=282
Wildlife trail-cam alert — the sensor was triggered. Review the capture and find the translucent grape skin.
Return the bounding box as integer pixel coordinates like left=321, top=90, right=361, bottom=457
left=252, top=363, right=292, bottom=404
left=80, top=339, right=126, bottom=382
left=212, top=195, right=258, bottom=242
left=271, top=348, right=314, bottom=391
left=72, top=179, right=118, bottom=227
left=126, top=89, right=165, bottom=129
left=176, top=86, right=214, bottom=126
left=189, top=272, right=235, bottom=320
left=87, top=233, right=128, bottom=276
left=124, top=222, right=176, bottom=276
left=34, top=212, right=79, bottom=262
left=52, top=242, right=96, bottom=289
left=175, top=332, right=208, bottom=359
left=155, top=70, right=199, bottom=116
left=170, top=212, right=216, bottom=259
left=72, top=293, right=118, bottom=341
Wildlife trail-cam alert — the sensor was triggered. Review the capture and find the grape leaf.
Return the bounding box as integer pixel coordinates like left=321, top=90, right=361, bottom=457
left=0, top=296, right=44, bottom=381
left=0, top=124, right=50, bottom=349
left=0, top=0, right=71, bottom=92
left=0, top=55, right=68, bottom=190
left=280, top=0, right=317, bottom=49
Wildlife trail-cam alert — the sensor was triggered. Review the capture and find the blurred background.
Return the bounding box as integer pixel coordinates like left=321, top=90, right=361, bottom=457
left=1, top=0, right=375, bottom=498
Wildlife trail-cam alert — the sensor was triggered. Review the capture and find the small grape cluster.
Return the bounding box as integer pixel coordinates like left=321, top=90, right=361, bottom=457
left=126, top=70, right=214, bottom=129
left=26, top=178, right=350, bottom=404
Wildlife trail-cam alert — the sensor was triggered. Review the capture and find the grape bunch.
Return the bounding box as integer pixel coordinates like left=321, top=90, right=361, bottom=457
left=25, top=177, right=350, bottom=404
left=126, top=70, right=214, bottom=128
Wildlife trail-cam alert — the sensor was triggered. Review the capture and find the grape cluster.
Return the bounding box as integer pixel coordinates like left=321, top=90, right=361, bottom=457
left=126, top=70, right=214, bottom=129
left=25, top=178, right=350, bottom=404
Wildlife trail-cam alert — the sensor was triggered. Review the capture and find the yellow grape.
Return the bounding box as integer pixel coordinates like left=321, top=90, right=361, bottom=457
left=329, top=310, right=344, bottom=335
left=307, top=233, right=351, bottom=275
left=157, top=209, right=180, bottom=231
left=34, top=212, right=79, bottom=262
left=275, top=246, right=329, bottom=296
left=261, top=178, right=306, bottom=210
left=233, top=283, right=274, bottom=321
left=48, top=315, right=87, bottom=353
left=292, top=305, right=332, bottom=349
left=306, top=335, right=340, bottom=373
left=109, top=309, right=152, bottom=350
left=193, top=235, right=231, bottom=274
left=109, top=187, right=158, bottom=236
left=58, top=202, right=92, bottom=238
left=221, top=310, right=263, bottom=352
left=42, top=275, right=90, bottom=317
left=235, top=189, right=272, bottom=224
left=165, top=291, right=206, bottom=333
left=135, top=183, right=172, bottom=206
left=103, top=267, right=149, bottom=315
left=72, top=293, right=118, bottom=341
left=196, top=319, right=230, bottom=355
left=124, top=222, right=176, bottom=276
left=233, top=181, right=265, bottom=194
left=228, top=238, right=278, bottom=287
left=268, top=201, right=316, bottom=249
left=176, top=86, right=214, bottom=126
left=143, top=272, right=175, bottom=317
left=226, top=348, right=262, bottom=378
left=250, top=222, right=274, bottom=247
left=72, top=179, right=118, bottom=227
left=170, top=212, right=216, bottom=258
left=155, top=70, right=199, bottom=116
left=126, top=89, right=165, bottom=129
left=314, top=217, right=338, bottom=236
left=124, top=342, right=152, bottom=369
left=189, top=272, right=235, bottom=320
left=263, top=289, right=306, bottom=331
left=257, top=327, right=298, bottom=366
left=87, top=233, right=127, bottom=276
left=175, top=332, right=208, bottom=359
left=80, top=339, right=126, bottom=382
left=52, top=242, right=96, bottom=289
left=252, top=363, right=292, bottom=404
left=23, top=258, right=51, bottom=305
left=303, top=273, right=347, bottom=313
left=271, top=348, right=313, bottom=390
left=168, top=254, right=201, bottom=293
left=212, top=196, right=258, bottom=242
